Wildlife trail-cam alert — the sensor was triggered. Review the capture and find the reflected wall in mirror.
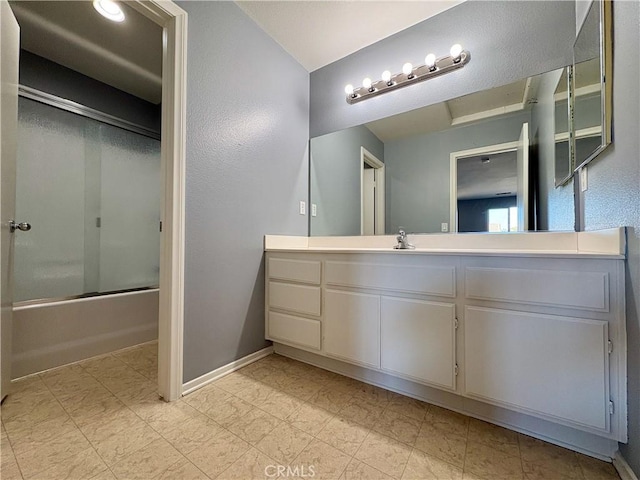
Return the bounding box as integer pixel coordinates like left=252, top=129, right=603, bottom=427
left=571, top=0, right=612, bottom=171
left=310, top=67, right=580, bottom=236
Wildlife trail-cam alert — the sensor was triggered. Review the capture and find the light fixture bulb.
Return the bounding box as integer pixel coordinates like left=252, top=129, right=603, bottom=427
left=450, top=44, right=463, bottom=59
left=425, top=53, right=437, bottom=68
left=381, top=70, right=392, bottom=83
left=93, top=0, right=125, bottom=22
left=344, top=84, right=354, bottom=95
left=402, top=63, right=413, bottom=76
left=363, top=78, right=373, bottom=89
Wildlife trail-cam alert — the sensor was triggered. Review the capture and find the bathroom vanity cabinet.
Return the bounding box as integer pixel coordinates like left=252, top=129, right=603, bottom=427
left=264, top=231, right=627, bottom=457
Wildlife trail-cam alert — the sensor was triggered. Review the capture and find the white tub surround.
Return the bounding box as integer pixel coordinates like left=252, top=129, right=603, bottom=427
left=264, top=229, right=627, bottom=459
left=12, top=289, right=159, bottom=378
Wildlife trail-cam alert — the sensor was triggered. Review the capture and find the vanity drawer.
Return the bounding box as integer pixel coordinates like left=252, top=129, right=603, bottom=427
left=268, top=281, right=321, bottom=316
left=268, top=257, right=321, bottom=285
left=268, top=311, right=321, bottom=350
left=325, top=261, right=455, bottom=297
left=465, top=267, right=609, bottom=311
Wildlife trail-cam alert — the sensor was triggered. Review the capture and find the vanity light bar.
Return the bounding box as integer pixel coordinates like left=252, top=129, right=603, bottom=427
left=344, top=45, right=471, bottom=105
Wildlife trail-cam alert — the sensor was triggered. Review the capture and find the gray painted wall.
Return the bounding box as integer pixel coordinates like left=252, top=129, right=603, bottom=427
left=384, top=110, right=531, bottom=234
left=310, top=125, right=383, bottom=236
left=177, top=1, right=309, bottom=382
left=531, top=69, right=575, bottom=231
left=310, top=1, right=575, bottom=138
left=19, top=51, right=161, bottom=133
left=578, top=1, right=640, bottom=474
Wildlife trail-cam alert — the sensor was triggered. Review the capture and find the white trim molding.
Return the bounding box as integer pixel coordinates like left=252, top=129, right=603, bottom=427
left=614, top=451, right=639, bottom=480
left=182, top=347, right=274, bottom=396
left=130, top=0, right=188, bottom=402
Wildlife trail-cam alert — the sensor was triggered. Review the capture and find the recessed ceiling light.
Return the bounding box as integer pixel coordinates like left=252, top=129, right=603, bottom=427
left=93, top=0, right=125, bottom=23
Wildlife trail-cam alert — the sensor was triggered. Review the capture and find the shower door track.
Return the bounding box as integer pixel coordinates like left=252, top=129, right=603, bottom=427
left=18, top=85, right=161, bottom=141
left=13, top=286, right=160, bottom=309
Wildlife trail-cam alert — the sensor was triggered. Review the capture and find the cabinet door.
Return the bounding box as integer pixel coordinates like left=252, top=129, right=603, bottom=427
left=324, top=290, right=380, bottom=368
left=464, top=306, right=609, bottom=431
left=381, top=297, right=456, bottom=390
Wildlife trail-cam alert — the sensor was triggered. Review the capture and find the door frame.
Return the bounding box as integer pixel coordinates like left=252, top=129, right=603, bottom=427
left=360, top=147, right=385, bottom=235
left=449, top=141, right=519, bottom=233
left=129, top=1, right=187, bottom=402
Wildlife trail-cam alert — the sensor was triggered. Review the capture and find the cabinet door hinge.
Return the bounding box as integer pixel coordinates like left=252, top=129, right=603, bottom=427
left=609, top=400, right=615, bottom=415
left=454, top=318, right=459, bottom=329
left=608, top=340, right=613, bottom=354
left=454, top=364, right=459, bottom=376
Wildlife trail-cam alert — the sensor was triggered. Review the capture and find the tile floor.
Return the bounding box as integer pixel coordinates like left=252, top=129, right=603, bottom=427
left=0, top=342, right=621, bottom=480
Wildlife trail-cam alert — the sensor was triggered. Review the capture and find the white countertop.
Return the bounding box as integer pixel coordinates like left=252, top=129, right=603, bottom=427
left=264, top=228, right=626, bottom=259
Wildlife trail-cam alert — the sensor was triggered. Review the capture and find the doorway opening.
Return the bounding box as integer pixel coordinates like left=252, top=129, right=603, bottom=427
left=360, top=147, right=385, bottom=235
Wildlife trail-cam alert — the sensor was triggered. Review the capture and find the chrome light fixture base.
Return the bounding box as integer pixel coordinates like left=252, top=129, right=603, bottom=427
left=346, top=51, right=470, bottom=105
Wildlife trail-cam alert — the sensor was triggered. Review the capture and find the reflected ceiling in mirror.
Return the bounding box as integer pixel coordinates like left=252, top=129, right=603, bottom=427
left=310, top=67, right=578, bottom=237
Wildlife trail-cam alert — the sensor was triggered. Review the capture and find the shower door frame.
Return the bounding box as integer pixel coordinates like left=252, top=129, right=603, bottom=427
left=129, top=0, right=187, bottom=402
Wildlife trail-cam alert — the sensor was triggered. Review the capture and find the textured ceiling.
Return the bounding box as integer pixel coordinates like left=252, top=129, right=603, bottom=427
left=235, top=1, right=464, bottom=72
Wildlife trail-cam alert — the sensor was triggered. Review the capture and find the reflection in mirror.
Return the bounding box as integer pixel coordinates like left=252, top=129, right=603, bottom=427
left=310, top=69, right=577, bottom=236
left=572, top=0, right=612, bottom=171
left=554, top=67, right=572, bottom=186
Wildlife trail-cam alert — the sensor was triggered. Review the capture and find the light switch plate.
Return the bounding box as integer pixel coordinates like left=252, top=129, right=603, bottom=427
left=299, top=201, right=306, bottom=215
left=580, top=167, right=588, bottom=192
left=441, top=222, right=449, bottom=232
left=311, top=204, right=317, bottom=217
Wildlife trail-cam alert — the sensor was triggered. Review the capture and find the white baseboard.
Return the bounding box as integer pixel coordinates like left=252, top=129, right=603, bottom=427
left=614, top=451, right=639, bottom=480
left=181, top=346, right=274, bottom=396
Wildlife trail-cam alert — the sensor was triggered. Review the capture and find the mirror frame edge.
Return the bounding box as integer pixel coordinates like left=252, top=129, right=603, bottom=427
left=572, top=0, right=613, bottom=173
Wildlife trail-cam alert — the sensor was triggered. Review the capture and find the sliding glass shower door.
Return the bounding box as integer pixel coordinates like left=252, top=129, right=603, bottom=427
left=14, top=97, right=160, bottom=303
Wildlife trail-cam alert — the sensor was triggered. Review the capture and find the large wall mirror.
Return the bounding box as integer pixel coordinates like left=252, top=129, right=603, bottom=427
left=310, top=65, right=580, bottom=236
left=571, top=0, right=613, bottom=172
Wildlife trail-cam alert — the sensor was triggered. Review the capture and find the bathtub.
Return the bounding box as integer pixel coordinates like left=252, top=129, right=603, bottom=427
left=12, top=288, right=158, bottom=378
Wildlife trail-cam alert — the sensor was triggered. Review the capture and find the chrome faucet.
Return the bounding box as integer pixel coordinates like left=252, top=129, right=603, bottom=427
left=394, top=228, right=415, bottom=249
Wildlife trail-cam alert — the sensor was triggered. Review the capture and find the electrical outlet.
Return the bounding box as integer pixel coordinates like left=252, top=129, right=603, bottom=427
left=441, top=222, right=449, bottom=232
left=311, top=204, right=317, bottom=217
left=299, top=201, right=306, bottom=215
left=580, top=167, right=588, bottom=192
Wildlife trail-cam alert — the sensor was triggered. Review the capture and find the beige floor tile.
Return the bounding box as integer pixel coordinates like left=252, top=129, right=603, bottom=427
left=40, top=367, right=104, bottom=402
left=213, top=371, right=259, bottom=395
left=227, top=408, right=281, bottom=444
left=113, top=380, right=159, bottom=406
left=208, top=395, right=256, bottom=427
left=79, top=407, right=142, bottom=443
left=186, top=428, right=250, bottom=479
left=308, top=385, right=353, bottom=413
left=156, top=457, right=209, bottom=480
left=25, top=447, right=107, bottom=480
left=386, top=393, right=430, bottom=422
left=425, top=406, right=469, bottom=438
left=414, top=423, right=467, bottom=468
left=464, top=442, right=523, bottom=480
left=340, top=459, right=394, bottom=480
left=90, top=469, right=118, bottom=480
left=110, top=438, right=184, bottom=480
left=519, top=435, right=582, bottom=479
left=113, top=344, right=158, bottom=376
left=66, top=395, right=126, bottom=428
left=218, top=447, right=275, bottom=480
left=14, top=429, right=92, bottom=479
left=467, top=419, right=520, bottom=457
left=1, top=461, right=24, bottom=480
left=95, top=369, right=151, bottom=396
left=161, top=413, right=225, bottom=455
left=89, top=423, right=161, bottom=466
left=402, top=448, right=463, bottom=480
left=234, top=382, right=279, bottom=407
left=522, top=463, right=585, bottom=480
left=259, top=391, right=306, bottom=421
left=354, top=431, right=412, bottom=478
left=373, top=409, right=422, bottom=446
left=79, top=355, right=127, bottom=375
left=578, top=454, right=619, bottom=480
left=129, top=397, right=200, bottom=432
left=182, top=384, right=233, bottom=413
left=9, top=376, right=49, bottom=396
left=350, top=383, right=392, bottom=407
left=1, top=391, right=67, bottom=434
left=7, top=414, right=78, bottom=456
left=316, top=416, right=369, bottom=456
left=285, top=402, right=334, bottom=436
left=291, top=439, right=351, bottom=480
left=282, top=376, right=324, bottom=401
left=255, top=423, right=314, bottom=464
left=338, top=398, right=386, bottom=428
